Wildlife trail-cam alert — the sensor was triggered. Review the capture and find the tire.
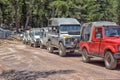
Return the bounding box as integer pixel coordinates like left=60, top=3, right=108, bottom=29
left=104, top=51, right=117, bottom=70
left=33, top=43, right=37, bottom=48
left=82, top=48, right=90, bottom=63
left=40, top=42, right=44, bottom=49
left=25, top=41, right=27, bottom=45
left=30, top=42, right=33, bottom=47
left=59, top=43, right=66, bottom=57
left=23, top=41, right=25, bottom=44
left=47, top=41, right=54, bottom=53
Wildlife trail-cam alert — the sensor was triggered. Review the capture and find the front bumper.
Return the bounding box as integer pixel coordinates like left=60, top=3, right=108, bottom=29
left=64, top=37, right=80, bottom=49
left=114, top=53, right=120, bottom=59
left=64, top=43, right=79, bottom=49
left=35, top=41, right=40, bottom=45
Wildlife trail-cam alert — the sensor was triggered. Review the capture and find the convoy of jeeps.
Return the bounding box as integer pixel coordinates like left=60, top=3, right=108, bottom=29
left=22, top=18, right=120, bottom=70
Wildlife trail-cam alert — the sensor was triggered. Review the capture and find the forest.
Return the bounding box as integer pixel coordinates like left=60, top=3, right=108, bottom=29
left=0, top=0, right=120, bottom=31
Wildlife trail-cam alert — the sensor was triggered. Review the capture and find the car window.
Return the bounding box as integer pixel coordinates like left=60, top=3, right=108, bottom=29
left=60, top=25, right=80, bottom=32
left=105, top=27, right=120, bottom=36
left=95, top=28, right=102, bottom=38
left=35, top=31, right=41, bottom=35
left=81, top=23, right=92, bottom=41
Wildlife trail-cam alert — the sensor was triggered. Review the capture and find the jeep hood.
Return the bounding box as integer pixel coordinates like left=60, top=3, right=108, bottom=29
left=104, top=37, right=120, bottom=44
left=34, top=35, right=40, bottom=39
left=60, top=31, right=80, bottom=35
left=60, top=33, right=80, bottom=38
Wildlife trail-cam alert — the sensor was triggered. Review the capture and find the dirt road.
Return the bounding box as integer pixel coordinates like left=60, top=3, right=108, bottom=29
left=0, top=40, right=120, bottom=80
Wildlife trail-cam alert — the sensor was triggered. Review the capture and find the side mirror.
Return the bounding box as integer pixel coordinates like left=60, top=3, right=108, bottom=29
left=96, top=33, right=102, bottom=38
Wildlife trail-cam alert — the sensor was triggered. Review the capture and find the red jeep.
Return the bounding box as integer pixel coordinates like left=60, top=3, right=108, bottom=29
left=80, top=21, right=120, bottom=69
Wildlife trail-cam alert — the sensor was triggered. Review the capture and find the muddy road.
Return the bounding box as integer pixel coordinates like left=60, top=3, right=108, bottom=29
left=0, top=40, right=120, bottom=80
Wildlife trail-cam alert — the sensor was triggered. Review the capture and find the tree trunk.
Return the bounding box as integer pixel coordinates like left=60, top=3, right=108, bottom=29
left=25, top=16, right=30, bottom=29
left=0, top=4, right=5, bottom=23
left=12, top=0, right=19, bottom=32
left=15, top=7, right=19, bottom=32
left=25, top=0, right=33, bottom=29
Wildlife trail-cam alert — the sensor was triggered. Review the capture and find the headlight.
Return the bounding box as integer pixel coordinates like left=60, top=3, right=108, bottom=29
left=64, top=36, right=71, bottom=38
left=34, top=38, right=39, bottom=42
left=118, top=45, right=120, bottom=51
left=65, top=38, right=71, bottom=44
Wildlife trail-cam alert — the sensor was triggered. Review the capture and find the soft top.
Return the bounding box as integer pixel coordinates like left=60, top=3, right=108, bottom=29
left=49, top=18, right=80, bottom=26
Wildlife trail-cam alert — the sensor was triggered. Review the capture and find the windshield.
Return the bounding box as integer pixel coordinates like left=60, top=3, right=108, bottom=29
left=60, top=25, right=80, bottom=32
left=35, top=31, right=41, bottom=35
left=105, top=27, right=120, bottom=36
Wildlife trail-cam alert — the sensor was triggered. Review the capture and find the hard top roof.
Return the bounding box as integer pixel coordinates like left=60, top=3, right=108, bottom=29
left=81, top=21, right=118, bottom=42
left=31, top=28, right=41, bottom=30
left=93, top=21, right=117, bottom=26
left=49, top=18, right=80, bottom=26
left=83, top=21, right=117, bottom=27
left=30, top=28, right=41, bottom=33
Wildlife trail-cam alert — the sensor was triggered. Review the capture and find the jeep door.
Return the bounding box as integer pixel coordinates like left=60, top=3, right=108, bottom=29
left=89, top=27, right=102, bottom=54
left=42, top=32, right=48, bottom=45
left=51, top=26, right=59, bottom=47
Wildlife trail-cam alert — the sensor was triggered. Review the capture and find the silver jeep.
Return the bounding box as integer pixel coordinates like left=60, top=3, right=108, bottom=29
left=47, top=18, right=81, bottom=57
left=23, top=30, right=31, bottom=44
left=39, top=27, right=51, bottom=49
left=29, top=28, right=41, bottom=47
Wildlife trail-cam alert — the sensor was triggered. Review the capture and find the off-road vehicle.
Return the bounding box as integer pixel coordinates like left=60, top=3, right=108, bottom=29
left=29, top=28, right=41, bottom=47
left=23, top=30, right=31, bottom=44
left=39, top=27, right=51, bottom=49
left=47, top=18, right=81, bottom=57
left=79, top=21, right=120, bottom=70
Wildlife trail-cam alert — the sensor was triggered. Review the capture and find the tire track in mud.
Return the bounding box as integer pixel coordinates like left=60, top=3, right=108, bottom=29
left=23, top=47, right=120, bottom=79
left=1, top=42, right=120, bottom=80
left=0, top=44, right=76, bottom=80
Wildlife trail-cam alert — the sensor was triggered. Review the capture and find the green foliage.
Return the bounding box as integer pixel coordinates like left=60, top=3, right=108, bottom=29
left=0, top=0, right=120, bottom=30
left=116, top=0, right=120, bottom=24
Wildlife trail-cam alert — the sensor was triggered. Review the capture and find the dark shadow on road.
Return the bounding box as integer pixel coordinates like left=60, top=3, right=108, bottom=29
left=115, top=63, right=120, bottom=70
left=88, top=60, right=120, bottom=70
left=66, top=52, right=81, bottom=57
left=88, top=60, right=105, bottom=67
left=0, top=69, right=75, bottom=80
left=53, top=50, right=81, bottom=57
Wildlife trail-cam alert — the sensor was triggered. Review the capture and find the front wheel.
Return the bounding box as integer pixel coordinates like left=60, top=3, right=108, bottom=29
left=104, top=51, right=117, bottom=70
left=33, top=43, right=37, bottom=48
left=82, top=48, right=90, bottom=63
left=59, top=43, right=66, bottom=57
left=30, top=42, right=32, bottom=47
left=40, top=42, right=44, bottom=49
left=47, top=41, right=54, bottom=53
left=23, top=40, right=25, bottom=44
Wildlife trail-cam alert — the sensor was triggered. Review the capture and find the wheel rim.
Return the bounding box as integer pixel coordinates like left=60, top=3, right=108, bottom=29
left=30, top=43, right=32, bottom=46
left=59, top=43, right=66, bottom=56
left=105, top=53, right=112, bottom=66
left=48, top=46, right=51, bottom=51
left=34, top=44, right=36, bottom=47
left=40, top=42, right=42, bottom=48
left=59, top=47, right=62, bottom=54
left=59, top=44, right=64, bottom=54
left=82, top=49, right=87, bottom=60
left=47, top=42, right=51, bottom=51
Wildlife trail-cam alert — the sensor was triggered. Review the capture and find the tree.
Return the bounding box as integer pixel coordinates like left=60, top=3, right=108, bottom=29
left=0, top=0, right=119, bottom=31
left=9, top=0, right=20, bottom=32
left=116, top=0, right=120, bottom=24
